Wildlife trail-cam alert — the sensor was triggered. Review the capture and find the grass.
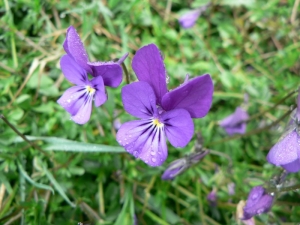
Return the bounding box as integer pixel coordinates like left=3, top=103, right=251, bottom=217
left=0, top=0, right=300, bottom=224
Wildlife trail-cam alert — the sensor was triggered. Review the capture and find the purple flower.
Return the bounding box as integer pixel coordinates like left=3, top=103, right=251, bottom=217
left=207, top=189, right=217, bottom=206
left=63, top=26, right=128, bottom=87
left=219, top=107, right=249, bottom=135
left=162, top=150, right=209, bottom=180
left=57, top=26, right=128, bottom=124
left=57, top=55, right=107, bottom=124
left=267, top=90, right=300, bottom=172
left=116, top=44, right=213, bottom=166
left=178, top=3, right=211, bottom=29
left=161, top=158, right=188, bottom=180
left=242, top=186, right=274, bottom=220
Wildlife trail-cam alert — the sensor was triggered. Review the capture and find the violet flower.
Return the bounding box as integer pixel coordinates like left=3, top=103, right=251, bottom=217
left=179, top=3, right=211, bottom=29
left=207, top=189, right=217, bottom=206
left=57, top=26, right=128, bottom=124
left=242, top=186, right=274, bottom=220
left=116, top=44, right=213, bottom=166
left=162, top=150, right=209, bottom=180
left=219, top=107, right=249, bottom=135
left=267, top=89, right=300, bottom=172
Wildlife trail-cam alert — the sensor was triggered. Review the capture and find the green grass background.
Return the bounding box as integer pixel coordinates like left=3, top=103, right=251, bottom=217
left=0, top=0, right=300, bottom=224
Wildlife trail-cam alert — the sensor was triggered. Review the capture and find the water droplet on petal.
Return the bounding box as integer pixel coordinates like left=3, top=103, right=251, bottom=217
left=152, top=158, right=156, bottom=163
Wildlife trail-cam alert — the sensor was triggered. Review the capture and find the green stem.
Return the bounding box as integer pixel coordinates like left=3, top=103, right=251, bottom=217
left=121, top=62, right=130, bottom=84
left=0, top=115, right=51, bottom=158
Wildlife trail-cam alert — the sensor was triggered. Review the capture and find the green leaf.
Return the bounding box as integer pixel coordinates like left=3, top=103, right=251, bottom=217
left=17, top=161, right=54, bottom=194
left=14, top=136, right=125, bottom=153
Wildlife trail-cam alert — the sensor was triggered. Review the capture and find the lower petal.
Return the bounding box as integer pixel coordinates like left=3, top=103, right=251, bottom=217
left=116, top=120, right=168, bottom=166
left=266, top=130, right=299, bottom=166
left=282, top=159, right=300, bottom=173
left=71, top=96, right=93, bottom=124
left=91, top=76, right=107, bottom=107
left=161, top=109, right=194, bottom=148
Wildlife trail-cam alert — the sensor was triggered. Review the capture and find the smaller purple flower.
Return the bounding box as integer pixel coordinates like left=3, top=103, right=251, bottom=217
left=58, top=26, right=128, bottom=124
left=178, top=3, right=211, bottom=29
left=57, top=56, right=106, bottom=124
left=162, top=150, right=209, bottom=180
left=207, top=189, right=217, bottom=206
left=161, top=158, right=188, bottom=180
left=267, top=89, right=300, bottom=172
left=242, top=186, right=274, bottom=220
left=219, top=107, right=249, bottom=135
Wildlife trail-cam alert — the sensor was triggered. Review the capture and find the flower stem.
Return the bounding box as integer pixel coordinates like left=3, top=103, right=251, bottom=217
left=121, top=62, right=130, bottom=84
left=0, top=114, right=51, bottom=158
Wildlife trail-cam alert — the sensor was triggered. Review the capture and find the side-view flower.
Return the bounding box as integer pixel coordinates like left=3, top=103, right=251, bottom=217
left=116, top=43, right=213, bottom=166
left=266, top=89, right=300, bottom=172
left=57, top=26, right=128, bottom=124
left=242, top=186, right=274, bottom=220
left=219, top=107, right=249, bottom=136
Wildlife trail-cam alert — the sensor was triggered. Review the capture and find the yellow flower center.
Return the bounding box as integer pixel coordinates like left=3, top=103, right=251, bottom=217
left=86, top=86, right=95, bottom=94
left=152, top=118, right=164, bottom=128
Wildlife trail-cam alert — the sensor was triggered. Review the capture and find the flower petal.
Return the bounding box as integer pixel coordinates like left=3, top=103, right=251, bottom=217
left=244, top=186, right=265, bottom=209
left=179, top=9, right=201, bottom=29
left=60, top=55, right=88, bottom=85
left=266, top=130, right=299, bottom=166
left=132, top=44, right=168, bottom=104
left=63, top=26, right=93, bottom=74
left=57, top=86, right=87, bottom=115
left=121, top=81, right=157, bottom=119
left=223, top=123, right=246, bottom=136
left=71, top=95, right=93, bottom=124
left=161, top=109, right=194, bottom=147
left=219, top=107, right=249, bottom=127
left=117, top=52, right=129, bottom=64
left=161, top=158, right=188, bottom=180
left=281, top=158, right=300, bottom=173
left=116, top=120, right=168, bottom=166
left=88, top=62, right=123, bottom=87
left=161, top=74, right=213, bottom=118
left=91, top=76, right=107, bottom=107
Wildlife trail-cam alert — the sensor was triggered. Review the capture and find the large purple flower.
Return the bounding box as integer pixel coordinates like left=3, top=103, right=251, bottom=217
left=63, top=26, right=128, bottom=87
left=267, top=90, right=300, bottom=172
left=116, top=44, right=213, bottom=166
left=219, top=107, right=249, bottom=136
left=57, top=26, right=128, bottom=124
left=242, top=186, right=274, bottom=220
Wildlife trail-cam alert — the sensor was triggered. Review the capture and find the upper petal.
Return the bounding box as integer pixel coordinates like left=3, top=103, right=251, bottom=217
left=179, top=9, right=201, bottom=29
left=161, top=109, right=194, bottom=147
left=116, top=120, right=168, bottom=166
left=121, top=81, right=158, bottom=119
left=60, top=55, right=88, bottom=85
left=266, top=130, right=299, bottom=166
left=162, top=74, right=213, bottom=118
left=132, top=44, right=168, bottom=104
left=91, top=76, right=107, bottom=107
left=88, top=62, right=123, bottom=87
left=63, top=26, right=93, bottom=74
left=117, top=52, right=129, bottom=64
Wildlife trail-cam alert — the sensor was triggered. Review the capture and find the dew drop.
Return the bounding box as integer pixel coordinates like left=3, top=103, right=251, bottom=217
left=152, top=158, right=156, bottom=163
left=133, top=151, right=138, bottom=156
left=150, top=151, right=156, bottom=156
